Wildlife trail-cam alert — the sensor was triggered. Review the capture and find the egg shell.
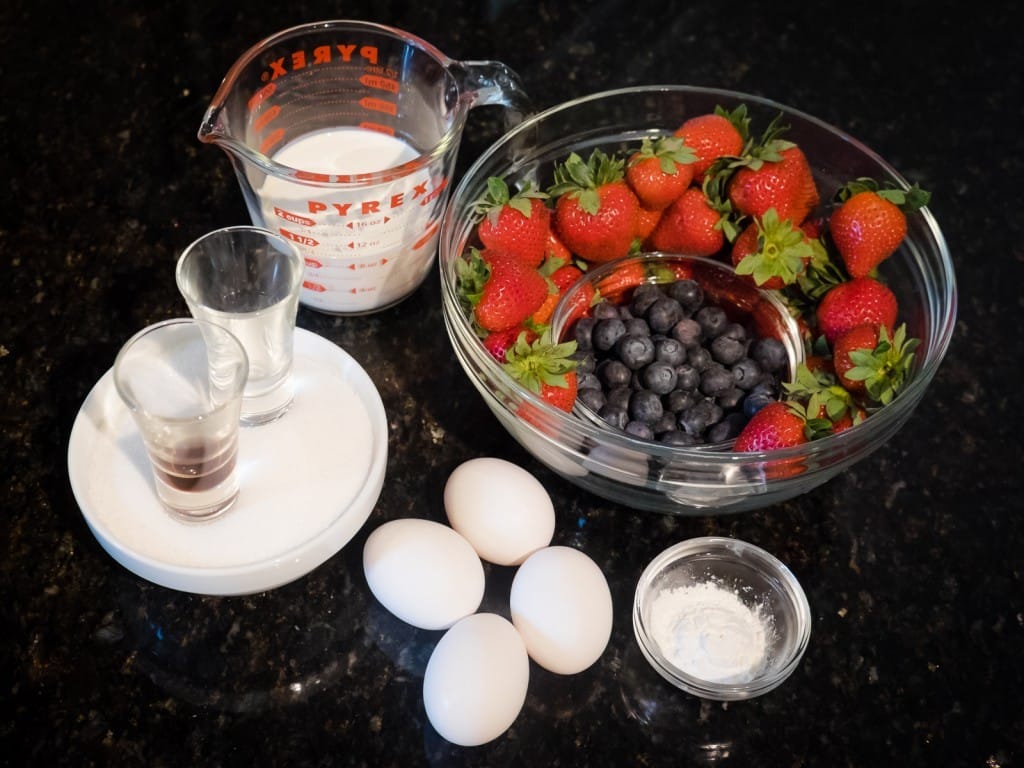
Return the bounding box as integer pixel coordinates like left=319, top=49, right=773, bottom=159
left=423, top=613, right=530, bottom=747
left=363, top=518, right=485, bottom=631
left=444, top=457, right=556, bottom=566
left=510, top=546, right=613, bottom=675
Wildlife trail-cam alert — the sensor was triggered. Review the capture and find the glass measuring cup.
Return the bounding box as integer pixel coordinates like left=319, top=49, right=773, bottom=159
left=199, top=19, right=530, bottom=315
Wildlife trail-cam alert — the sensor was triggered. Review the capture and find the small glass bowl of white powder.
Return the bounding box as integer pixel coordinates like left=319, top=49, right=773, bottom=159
left=633, top=536, right=811, bottom=700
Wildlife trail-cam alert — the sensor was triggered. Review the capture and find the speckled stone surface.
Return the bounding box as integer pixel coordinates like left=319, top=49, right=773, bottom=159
left=2, top=1, right=1022, bottom=765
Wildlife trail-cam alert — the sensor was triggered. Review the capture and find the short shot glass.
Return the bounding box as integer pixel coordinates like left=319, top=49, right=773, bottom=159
left=113, top=318, right=249, bottom=521
left=176, top=225, right=304, bottom=426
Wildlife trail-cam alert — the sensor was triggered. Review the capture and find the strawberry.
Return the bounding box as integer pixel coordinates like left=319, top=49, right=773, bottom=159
left=458, top=247, right=549, bottom=332
left=815, top=276, right=898, bottom=345
left=483, top=327, right=537, bottom=363
left=648, top=187, right=725, bottom=256
left=545, top=229, right=574, bottom=262
left=504, top=330, right=579, bottom=412
left=730, top=208, right=826, bottom=290
left=674, top=105, right=749, bottom=179
left=474, top=177, right=551, bottom=267
left=595, top=259, right=647, bottom=301
left=832, top=323, right=920, bottom=405
left=783, top=361, right=864, bottom=438
left=727, top=145, right=819, bottom=225
left=549, top=149, right=640, bottom=263
left=829, top=179, right=930, bottom=278
left=625, top=136, right=696, bottom=210
left=635, top=206, right=663, bottom=240
left=733, top=401, right=808, bottom=452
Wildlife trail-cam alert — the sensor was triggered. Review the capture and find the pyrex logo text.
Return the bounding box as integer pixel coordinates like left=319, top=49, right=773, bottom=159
left=262, top=44, right=380, bottom=82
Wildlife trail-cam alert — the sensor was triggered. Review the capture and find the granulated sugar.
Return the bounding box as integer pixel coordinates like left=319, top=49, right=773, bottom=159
left=649, top=580, right=772, bottom=684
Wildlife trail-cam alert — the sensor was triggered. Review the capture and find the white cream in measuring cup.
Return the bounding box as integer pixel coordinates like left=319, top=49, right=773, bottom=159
left=199, top=19, right=529, bottom=315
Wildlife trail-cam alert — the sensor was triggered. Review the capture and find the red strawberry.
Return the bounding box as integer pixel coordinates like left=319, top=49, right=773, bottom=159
left=474, top=177, right=551, bottom=267
left=782, top=361, right=863, bottom=438
left=648, top=187, right=725, bottom=256
left=595, top=259, right=646, bottom=301
left=549, top=149, right=640, bottom=263
left=674, top=105, right=748, bottom=179
left=829, top=181, right=930, bottom=278
left=728, top=145, right=819, bottom=225
left=625, top=136, right=696, bottom=210
left=816, top=276, right=898, bottom=345
left=504, top=330, right=579, bottom=413
left=832, top=323, right=920, bottom=405
left=545, top=229, right=574, bottom=262
left=730, top=208, right=824, bottom=290
left=635, top=206, right=663, bottom=240
left=483, top=327, right=537, bottom=363
left=461, top=248, right=549, bottom=332
left=733, top=401, right=808, bottom=452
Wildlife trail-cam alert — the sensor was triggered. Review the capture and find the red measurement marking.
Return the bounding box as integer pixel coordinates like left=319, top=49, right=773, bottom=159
left=420, top=177, right=449, bottom=206
left=358, top=97, right=397, bottom=116
left=359, top=121, right=396, bottom=136
left=279, top=228, right=319, bottom=247
left=295, top=170, right=331, bottom=183
left=303, top=280, right=327, bottom=292
left=253, top=104, right=281, bottom=132
left=413, top=222, right=440, bottom=250
left=259, top=128, right=285, bottom=156
left=274, top=207, right=316, bottom=227
left=304, top=257, right=323, bottom=269
left=248, top=82, right=275, bottom=112
left=359, top=74, right=400, bottom=93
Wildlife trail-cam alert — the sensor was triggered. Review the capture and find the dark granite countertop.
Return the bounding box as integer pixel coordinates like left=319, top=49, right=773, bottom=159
left=2, top=1, right=1022, bottom=765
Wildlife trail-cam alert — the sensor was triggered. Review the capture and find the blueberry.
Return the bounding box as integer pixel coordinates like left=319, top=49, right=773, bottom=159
left=717, top=386, right=745, bottom=410
left=629, top=389, right=664, bottom=424
left=665, top=388, right=699, bottom=413
left=618, top=304, right=634, bottom=321
left=624, top=421, right=655, bottom=440
left=678, top=398, right=723, bottom=436
left=651, top=412, right=678, bottom=435
left=624, top=317, right=650, bottom=337
left=630, top=284, right=663, bottom=316
left=573, top=317, right=596, bottom=352
left=640, top=362, right=676, bottom=395
left=647, top=297, right=685, bottom=334
left=711, top=334, right=746, bottom=365
left=615, top=334, right=656, bottom=370
left=578, top=387, right=606, bottom=412
left=606, top=385, right=632, bottom=410
left=696, top=305, right=729, bottom=338
left=673, top=363, right=701, bottom=391
left=597, top=359, right=632, bottom=388
left=599, top=404, right=629, bottom=429
left=707, top=412, right=748, bottom=443
left=593, top=317, right=627, bottom=352
left=743, top=392, right=775, bottom=418
left=700, top=365, right=734, bottom=397
left=721, top=322, right=747, bottom=341
left=670, top=317, right=703, bottom=347
left=654, top=337, right=686, bottom=366
left=731, top=358, right=762, bottom=390
left=659, top=429, right=702, bottom=446
left=687, top=346, right=712, bottom=372
left=577, top=371, right=601, bottom=391
left=592, top=301, right=620, bottom=321
left=666, top=279, right=704, bottom=313
left=573, top=351, right=596, bottom=375
left=749, top=377, right=779, bottom=399
left=751, top=337, right=788, bottom=373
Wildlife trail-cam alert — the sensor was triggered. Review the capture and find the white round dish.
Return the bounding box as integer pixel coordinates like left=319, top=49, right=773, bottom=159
left=68, top=328, right=388, bottom=595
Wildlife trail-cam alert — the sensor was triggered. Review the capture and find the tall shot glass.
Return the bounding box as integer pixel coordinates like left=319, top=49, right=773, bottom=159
left=176, top=226, right=304, bottom=425
left=113, top=318, right=249, bottom=521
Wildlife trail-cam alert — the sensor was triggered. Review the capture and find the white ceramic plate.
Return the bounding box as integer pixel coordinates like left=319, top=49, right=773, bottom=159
left=68, top=328, right=387, bottom=595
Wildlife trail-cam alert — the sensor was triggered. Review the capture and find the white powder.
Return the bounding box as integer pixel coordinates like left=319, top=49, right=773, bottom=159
left=649, top=580, right=772, bottom=684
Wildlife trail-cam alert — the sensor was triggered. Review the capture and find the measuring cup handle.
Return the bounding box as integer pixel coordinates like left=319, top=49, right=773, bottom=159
left=451, top=60, right=532, bottom=128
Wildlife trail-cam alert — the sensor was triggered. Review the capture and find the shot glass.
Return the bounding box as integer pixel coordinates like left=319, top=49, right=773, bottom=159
left=176, top=226, right=304, bottom=425
left=113, top=318, right=249, bottom=521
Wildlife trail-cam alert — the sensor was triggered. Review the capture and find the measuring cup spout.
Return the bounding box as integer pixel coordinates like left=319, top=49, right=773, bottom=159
left=450, top=60, right=533, bottom=129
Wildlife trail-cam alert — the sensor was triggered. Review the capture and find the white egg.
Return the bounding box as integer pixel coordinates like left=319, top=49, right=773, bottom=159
left=423, top=613, right=529, bottom=747
left=362, top=518, right=484, bottom=630
left=510, top=546, right=613, bottom=675
left=444, top=457, right=555, bottom=566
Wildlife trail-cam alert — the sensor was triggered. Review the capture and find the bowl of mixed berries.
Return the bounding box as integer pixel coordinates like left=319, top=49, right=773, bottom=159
left=439, top=86, right=956, bottom=514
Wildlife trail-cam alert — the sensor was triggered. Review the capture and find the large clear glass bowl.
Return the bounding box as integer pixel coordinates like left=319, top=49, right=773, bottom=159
left=439, top=85, right=956, bottom=515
